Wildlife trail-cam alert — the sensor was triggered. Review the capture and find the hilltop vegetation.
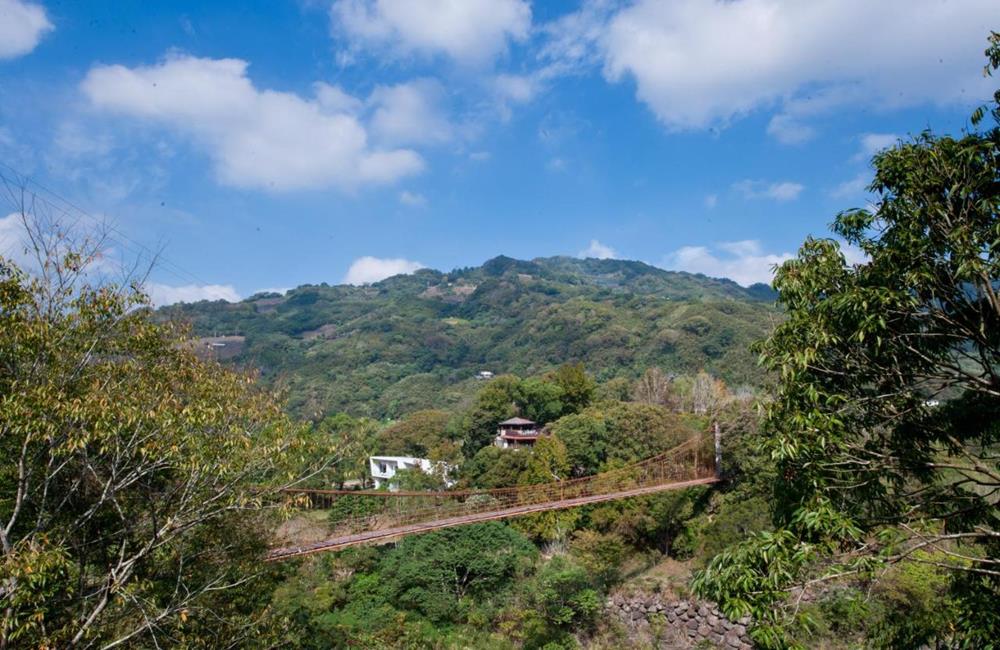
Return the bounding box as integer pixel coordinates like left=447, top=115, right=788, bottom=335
left=161, top=256, right=779, bottom=419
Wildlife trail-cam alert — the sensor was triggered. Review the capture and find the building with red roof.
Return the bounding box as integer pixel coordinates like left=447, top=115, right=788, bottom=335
left=494, top=416, right=542, bottom=449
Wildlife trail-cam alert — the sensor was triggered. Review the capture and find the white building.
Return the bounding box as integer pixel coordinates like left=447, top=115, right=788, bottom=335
left=368, top=455, right=454, bottom=491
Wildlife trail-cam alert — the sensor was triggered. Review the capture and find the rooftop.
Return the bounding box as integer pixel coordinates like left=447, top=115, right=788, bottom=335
left=499, top=417, right=536, bottom=426
left=369, top=455, right=425, bottom=463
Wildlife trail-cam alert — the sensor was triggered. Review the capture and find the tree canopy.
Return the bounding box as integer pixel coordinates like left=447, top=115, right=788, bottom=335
left=694, top=32, right=1000, bottom=649
left=0, top=215, right=329, bottom=647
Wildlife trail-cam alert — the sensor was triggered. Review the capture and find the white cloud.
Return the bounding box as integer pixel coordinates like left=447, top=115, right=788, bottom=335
left=538, top=110, right=589, bottom=145
left=2, top=213, right=238, bottom=304
left=704, top=194, right=718, bottom=209
left=546, top=157, right=567, bottom=172
left=53, top=122, right=114, bottom=158
left=494, top=73, right=537, bottom=104
left=0, top=212, right=113, bottom=274
left=718, top=240, right=764, bottom=258
left=830, top=172, right=871, bottom=199
left=858, top=132, right=900, bottom=158
left=764, top=85, right=866, bottom=144
left=0, top=0, right=53, bottom=59
left=314, top=81, right=364, bottom=114
left=491, top=71, right=553, bottom=120
left=595, top=0, right=1000, bottom=132
left=840, top=242, right=869, bottom=267
left=398, top=190, right=427, bottom=207
left=0, top=212, right=124, bottom=279
left=765, top=182, right=804, bottom=201
left=662, top=240, right=793, bottom=286
left=344, top=256, right=424, bottom=284
left=80, top=55, right=424, bottom=192
left=0, top=212, right=31, bottom=268
left=369, top=78, right=453, bottom=146
left=253, top=287, right=290, bottom=296
left=766, top=114, right=816, bottom=145
left=469, top=150, right=491, bottom=162
left=539, top=0, right=615, bottom=71
left=146, top=282, right=240, bottom=307
left=331, top=0, right=531, bottom=67
left=733, top=179, right=804, bottom=202
left=578, top=239, right=617, bottom=260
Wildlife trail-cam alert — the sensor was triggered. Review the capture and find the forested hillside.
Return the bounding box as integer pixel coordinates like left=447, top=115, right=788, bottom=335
left=161, top=256, right=779, bottom=419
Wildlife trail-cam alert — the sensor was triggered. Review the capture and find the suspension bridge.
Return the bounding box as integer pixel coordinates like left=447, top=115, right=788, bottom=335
left=268, top=434, right=720, bottom=561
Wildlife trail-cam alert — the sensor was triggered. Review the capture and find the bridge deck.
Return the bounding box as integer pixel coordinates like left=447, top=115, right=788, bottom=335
left=268, top=475, right=718, bottom=560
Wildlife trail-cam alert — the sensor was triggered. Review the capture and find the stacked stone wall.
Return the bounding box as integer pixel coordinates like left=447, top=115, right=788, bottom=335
left=605, top=594, right=753, bottom=649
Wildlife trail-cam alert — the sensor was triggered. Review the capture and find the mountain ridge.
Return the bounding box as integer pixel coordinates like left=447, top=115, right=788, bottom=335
left=245, top=255, right=777, bottom=303
left=160, top=255, right=780, bottom=419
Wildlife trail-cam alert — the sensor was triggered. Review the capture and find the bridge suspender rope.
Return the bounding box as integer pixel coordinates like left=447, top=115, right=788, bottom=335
left=268, top=435, right=720, bottom=561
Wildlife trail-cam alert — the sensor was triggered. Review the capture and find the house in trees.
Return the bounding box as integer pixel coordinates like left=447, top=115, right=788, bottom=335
left=494, top=417, right=542, bottom=449
left=368, top=456, right=454, bottom=491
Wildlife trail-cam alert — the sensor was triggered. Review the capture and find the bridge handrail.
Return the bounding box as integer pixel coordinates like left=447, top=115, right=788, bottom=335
left=270, top=434, right=718, bottom=559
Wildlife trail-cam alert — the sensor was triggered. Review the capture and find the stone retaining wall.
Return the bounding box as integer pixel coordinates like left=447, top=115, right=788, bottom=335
left=605, top=594, right=753, bottom=649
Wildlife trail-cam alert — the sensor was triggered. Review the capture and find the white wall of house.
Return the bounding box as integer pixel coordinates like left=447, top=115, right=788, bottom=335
left=368, top=456, right=454, bottom=491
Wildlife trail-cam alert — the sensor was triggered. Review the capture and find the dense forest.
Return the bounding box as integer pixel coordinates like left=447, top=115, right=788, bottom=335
left=159, top=256, right=779, bottom=419
left=266, top=365, right=772, bottom=648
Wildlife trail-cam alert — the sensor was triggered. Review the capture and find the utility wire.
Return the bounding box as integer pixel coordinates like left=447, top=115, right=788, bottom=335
left=0, top=160, right=211, bottom=288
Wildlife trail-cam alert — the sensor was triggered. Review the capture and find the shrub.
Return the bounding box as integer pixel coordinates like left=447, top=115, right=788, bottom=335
left=327, top=494, right=386, bottom=527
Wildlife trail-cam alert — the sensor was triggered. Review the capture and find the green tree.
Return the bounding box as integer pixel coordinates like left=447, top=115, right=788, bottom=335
left=600, top=401, right=697, bottom=466
left=595, top=376, right=632, bottom=402
left=516, top=437, right=577, bottom=541
left=549, top=402, right=697, bottom=476
left=587, top=488, right=708, bottom=552
left=394, top=465, right=449, bottom=491
left=376, top=523, right=537, bottom=624
left=315, top=413, right=380, bottom=487
left=376, top=409, right=457, bottom=461
left=327, top=494, right=386, bottom=527
left=548, top=413, right=608, bottom=476
left=515, top=378, right=565, bottom=424
left=271, top=549, right=384, bottom=649
left=519, top=436, right=570, bottom=485
left=463, top=375, right=519, bottom=453
left=694, top=34, right=1000, bottom=649
left=547, top=362, right=596, bottom=415
left=464, top=445, right=531, bottom=488
left=0, top=213, right=326, bottom=647
left=569, top=530, right=628, bottom=588
left=521, top=556, right=601, bottom=649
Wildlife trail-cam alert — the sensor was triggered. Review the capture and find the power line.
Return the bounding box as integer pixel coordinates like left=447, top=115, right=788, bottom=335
left=0, top=160, right=211, bottom=288
left=0, top=160, right=207, bottom=286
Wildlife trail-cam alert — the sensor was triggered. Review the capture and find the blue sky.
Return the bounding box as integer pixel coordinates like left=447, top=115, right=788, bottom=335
left=1, top=0, right=998, bottom=304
